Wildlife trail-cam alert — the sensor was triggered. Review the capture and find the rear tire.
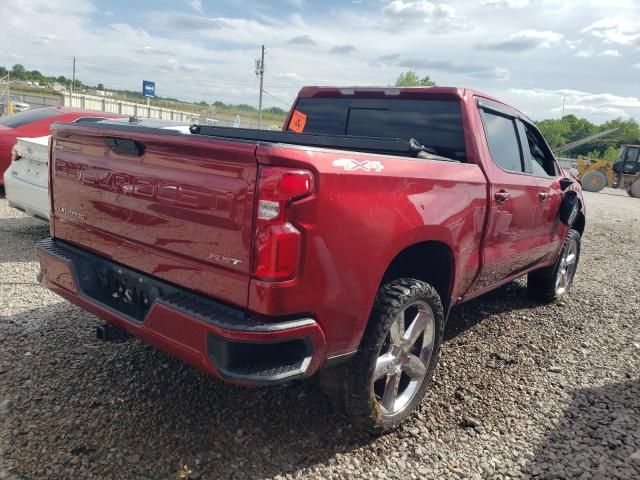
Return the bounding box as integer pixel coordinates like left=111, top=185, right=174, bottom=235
left=628, top=179, right=640, bottom=198
left=319, top=278, right=444, bottom=434
left=528, top=229, right=581, bottom=301
left=581, top=170, right=607, bottom=192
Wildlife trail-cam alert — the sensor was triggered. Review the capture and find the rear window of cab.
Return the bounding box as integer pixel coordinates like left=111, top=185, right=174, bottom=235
left=288, top=97, right=467, bottom=162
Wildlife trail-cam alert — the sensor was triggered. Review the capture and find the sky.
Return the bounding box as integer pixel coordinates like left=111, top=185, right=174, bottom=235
left=1, top=0, right=639, bottom=124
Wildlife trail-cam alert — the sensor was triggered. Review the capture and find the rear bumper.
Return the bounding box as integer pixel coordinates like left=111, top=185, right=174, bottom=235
left=3, top=170, right=50, bottom=220
left=35, top=238, right=327, bottom=386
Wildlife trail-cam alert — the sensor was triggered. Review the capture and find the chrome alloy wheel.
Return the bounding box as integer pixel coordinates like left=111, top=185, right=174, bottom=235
left=373, top=301, right=435, bottom=417
left=556, top=236, right=578, bottom=295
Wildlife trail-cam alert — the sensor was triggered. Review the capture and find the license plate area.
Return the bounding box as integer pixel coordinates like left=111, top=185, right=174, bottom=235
left=72, top=251, right=182, bottom=323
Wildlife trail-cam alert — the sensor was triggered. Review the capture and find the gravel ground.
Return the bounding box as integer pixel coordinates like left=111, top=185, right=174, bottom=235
left=0, top=188, right=638, bottom=480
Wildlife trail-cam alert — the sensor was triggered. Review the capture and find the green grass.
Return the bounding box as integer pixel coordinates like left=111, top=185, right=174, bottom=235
left=9, top=85, right=60, bottom=98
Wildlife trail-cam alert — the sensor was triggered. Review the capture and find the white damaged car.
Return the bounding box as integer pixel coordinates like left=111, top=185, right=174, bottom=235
left=4, top=135, right=51, bottom=220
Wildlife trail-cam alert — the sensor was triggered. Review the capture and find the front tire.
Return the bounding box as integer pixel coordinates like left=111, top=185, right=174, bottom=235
left=320, top=278, right=444, bottom=434
left=581, top=170, right=607, bottom=192
left=528, top=229, right=581, bottom=301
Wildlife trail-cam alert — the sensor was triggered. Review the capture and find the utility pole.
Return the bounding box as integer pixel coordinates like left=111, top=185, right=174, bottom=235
left=255, top=45, right=265, bottom=129
left=71, top=56, right=76, bottom=98
left=562, top=95, right=565, bottom=117
left=6, top=72, right=10, bottom=114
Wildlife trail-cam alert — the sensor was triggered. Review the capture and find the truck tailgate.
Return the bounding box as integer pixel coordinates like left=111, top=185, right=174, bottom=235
left=50, top=124, right=257, bottom=307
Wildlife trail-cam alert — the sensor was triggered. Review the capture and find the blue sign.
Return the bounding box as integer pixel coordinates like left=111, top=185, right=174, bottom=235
left=142, top=80, right=155, bottom=98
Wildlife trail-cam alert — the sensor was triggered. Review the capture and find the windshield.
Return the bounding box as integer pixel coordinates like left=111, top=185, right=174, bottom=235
left=0, top=108, right=60, bottom=129
left=618, top=146, right=639, bottom=164
left=288, top=97, right=467, bottom=161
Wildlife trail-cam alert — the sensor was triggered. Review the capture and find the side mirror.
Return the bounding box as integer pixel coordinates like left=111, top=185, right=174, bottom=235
left=560, top=177, right=574, bottom=191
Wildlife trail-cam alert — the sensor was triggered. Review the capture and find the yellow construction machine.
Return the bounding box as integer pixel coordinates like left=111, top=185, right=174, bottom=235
left=575, top=145, right=640, bottom=197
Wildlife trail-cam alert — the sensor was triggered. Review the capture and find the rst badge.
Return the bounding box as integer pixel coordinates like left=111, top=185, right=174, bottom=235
left=208, top=252, right=243, bottom=266
left=54, top=205, right=86, bottom=220
left=332, top=158, right=384, bottom=173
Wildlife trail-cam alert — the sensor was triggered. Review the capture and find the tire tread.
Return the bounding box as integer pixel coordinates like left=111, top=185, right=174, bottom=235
left=319, top=277, right=444, bottom=434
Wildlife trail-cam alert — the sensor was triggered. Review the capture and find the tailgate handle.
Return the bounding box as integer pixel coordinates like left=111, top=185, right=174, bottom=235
left=105, top=137, right=145, bottom=156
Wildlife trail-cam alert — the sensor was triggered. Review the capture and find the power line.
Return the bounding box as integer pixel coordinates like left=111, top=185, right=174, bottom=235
left=78, top=57, right=301, bottom=89
left=262, top=88, right=291, bottom=107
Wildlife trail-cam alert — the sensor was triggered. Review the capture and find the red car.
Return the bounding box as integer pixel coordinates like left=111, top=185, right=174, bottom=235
left=37, top=87, right=585, bottom=433
left=0, top=107, right=120, bottom=185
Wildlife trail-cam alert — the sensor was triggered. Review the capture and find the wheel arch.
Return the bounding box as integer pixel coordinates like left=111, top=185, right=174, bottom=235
left=379, top=240, right=455, bottom=312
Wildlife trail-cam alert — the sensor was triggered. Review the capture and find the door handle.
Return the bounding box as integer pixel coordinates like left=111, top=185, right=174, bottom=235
left=494, top=190, right=511, bottom=204
left=538, top=192, right=550, bottom=202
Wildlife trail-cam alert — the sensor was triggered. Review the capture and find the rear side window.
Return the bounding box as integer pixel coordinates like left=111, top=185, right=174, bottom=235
left=0, top=108, right=61, bottom=128
left=481, top=111, right=524, bottom=173
left=290, top=98, right=467, bottom=161
left=292, top=98, right=350, bottom=135
left=521, top=122, right=557, bottom=177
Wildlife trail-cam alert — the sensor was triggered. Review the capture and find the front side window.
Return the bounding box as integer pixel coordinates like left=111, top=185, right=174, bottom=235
left=481, top=110, right=524, bottom=173
left=521, top=122, right=557, bottom=177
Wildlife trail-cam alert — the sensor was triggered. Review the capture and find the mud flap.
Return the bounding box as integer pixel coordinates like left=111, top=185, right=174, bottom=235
left=559, top=190, right=579, bottom=226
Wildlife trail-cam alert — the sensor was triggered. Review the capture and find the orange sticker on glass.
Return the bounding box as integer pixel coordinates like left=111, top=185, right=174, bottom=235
left=289, top=110, right=307, bottom=133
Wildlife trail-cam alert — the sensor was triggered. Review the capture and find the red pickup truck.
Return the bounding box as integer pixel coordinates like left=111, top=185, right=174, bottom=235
left=36, top=86, right=585, bottom=432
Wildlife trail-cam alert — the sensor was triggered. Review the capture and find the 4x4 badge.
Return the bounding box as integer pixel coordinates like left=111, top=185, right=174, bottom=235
left=332, top=158, right=384, bottom=173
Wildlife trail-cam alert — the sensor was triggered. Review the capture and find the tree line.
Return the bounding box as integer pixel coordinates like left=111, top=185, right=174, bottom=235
left=1, top=63, right=85, bottom=91
left=537, top=116, right=639, bottom=160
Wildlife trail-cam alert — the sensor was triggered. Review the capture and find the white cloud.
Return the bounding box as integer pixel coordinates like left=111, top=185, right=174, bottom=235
left=575, top=49, right=595, bottom=58
left=188, top=0, right=203, bottom=13
left=382, top=1, right=466, bottom=31
left=582, top=17, right=640, bottom=46
left=482, top=0, right=531, bottom=7
left=492, top=67, right=511, bottom=81
left=598, top=49, right=620, bottom=57
left=565, top=39, right=581, bottom=50
left=508, top=88, right=640, bottom=121
left=33, top=33, right=60, bottom=45
left=477, top=29, right=563, bottom=51
left=275, top=72, right=304, bottom=82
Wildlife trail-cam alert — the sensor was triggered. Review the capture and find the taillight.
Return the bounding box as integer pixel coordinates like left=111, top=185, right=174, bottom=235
left=254, top=166, right=314, bottom=280
left=10, top=147, right=21, bottom=163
